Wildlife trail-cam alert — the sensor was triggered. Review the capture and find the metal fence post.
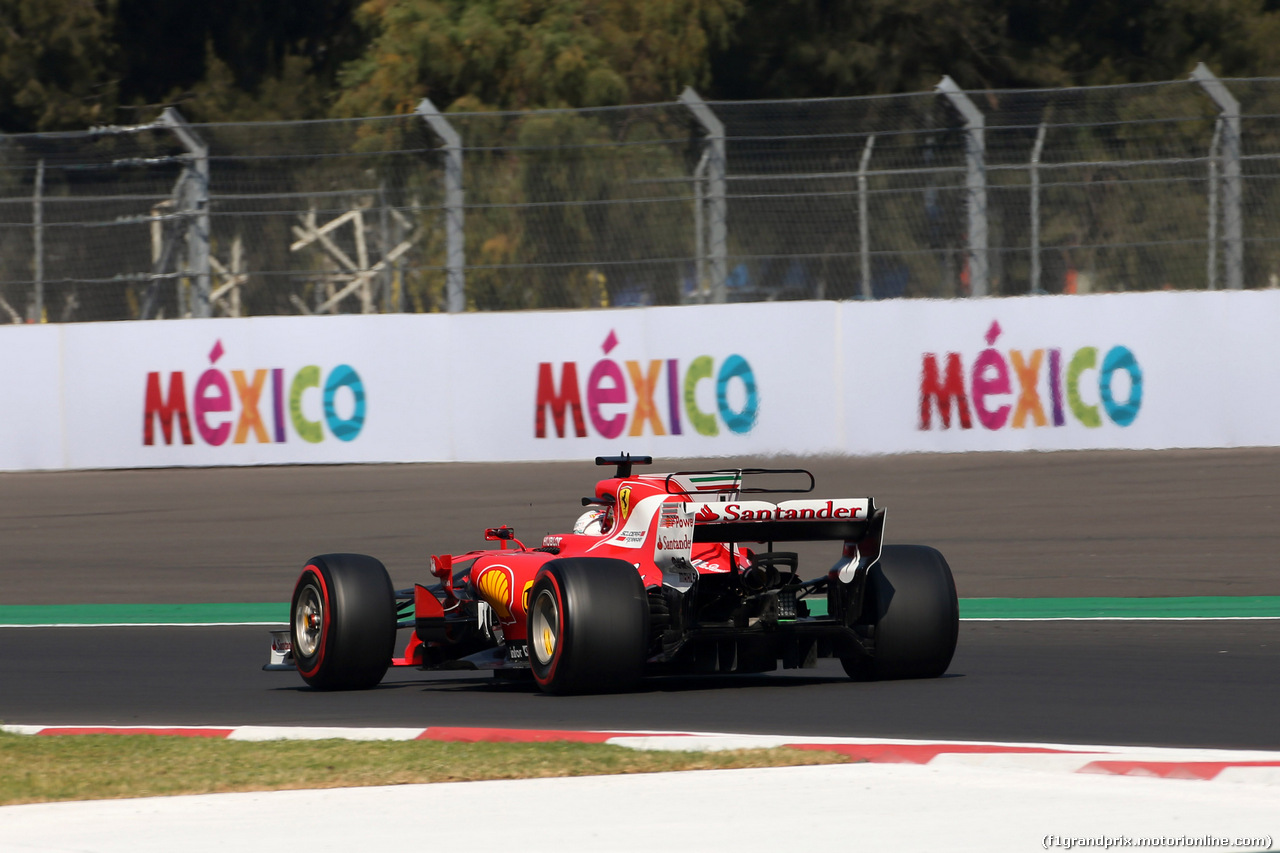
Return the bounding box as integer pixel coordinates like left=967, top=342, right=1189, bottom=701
left=32, top=159, right=45, bottom=322
left=937, top=76, right=988, bottom=297
left=1206, top=119, right=1223, bottom=290
left=1193, top=64, right=1243, bottom=290
left=1029, top=122, right=1047, bottom=294
left=692, top=150, right=709, bottom=302
left=857, top=135, right=876, bottom=299
left=378, top=181, right=392, bottom=311
left=680, top=87, right=727, bottom=303
left=158, top=109, right=211, bottom=318
left=416, top=99, right=465, bottom=313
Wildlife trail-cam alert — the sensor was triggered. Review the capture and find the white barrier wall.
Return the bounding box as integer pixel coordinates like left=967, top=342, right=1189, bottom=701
left=0, top=324, right=63, bottom=471
left=447, top=303, right=842, bottom=461
left=840, top=290, right=1278, bottom=454
left=59, top=315, right=452, bottom=469
left=0, top=290, right=1276, bottom=471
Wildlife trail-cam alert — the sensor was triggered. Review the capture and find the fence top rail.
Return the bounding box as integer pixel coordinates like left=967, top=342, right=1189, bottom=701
left=965, top=76, right=1280, bottom=96
left=191, top=100, right=687, bottom=127
left=5, top=76, right=1280, bottom=140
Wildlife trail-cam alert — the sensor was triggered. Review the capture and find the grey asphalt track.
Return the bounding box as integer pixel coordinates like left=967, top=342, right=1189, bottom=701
left=1, top=449, right=1278, bottom=748
left=2, top=448, right=1279, bottom=604
left=2, top=620, right=1277, bottom=749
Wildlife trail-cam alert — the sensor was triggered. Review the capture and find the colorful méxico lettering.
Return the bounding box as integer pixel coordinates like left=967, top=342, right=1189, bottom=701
left=143, top=340, right=366, bottom=446
left=534, top=330, right=759, bottom=439
left=919, top=320, right=1142, bottom=431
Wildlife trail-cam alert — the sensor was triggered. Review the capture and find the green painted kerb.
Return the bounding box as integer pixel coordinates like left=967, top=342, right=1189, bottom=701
left=805, top=596, right=1280, bottom=620
left=0, top=603, right=289, bottom=626
left=960, top=596, right=1280, bottom=619
left=2, top=597, right=1279, bottom=626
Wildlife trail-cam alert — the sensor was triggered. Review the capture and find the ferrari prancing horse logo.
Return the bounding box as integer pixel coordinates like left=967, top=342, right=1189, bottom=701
left=618, top=486, right=632, bottom=521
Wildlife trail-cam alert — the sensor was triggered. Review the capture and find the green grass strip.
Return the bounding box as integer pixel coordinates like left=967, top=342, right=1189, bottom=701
left=0, top=732, right=846, bottom=805
left=2, top=596, right=1279, bottom=626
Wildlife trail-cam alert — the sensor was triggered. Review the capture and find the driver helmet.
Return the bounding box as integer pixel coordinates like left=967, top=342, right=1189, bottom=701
left=573, top=508, right=608, bottom=536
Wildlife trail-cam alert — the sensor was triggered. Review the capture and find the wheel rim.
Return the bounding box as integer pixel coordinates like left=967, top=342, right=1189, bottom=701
left=295, top=582, right=324, bottom=658
left=530, top=589, right=559, bottom=666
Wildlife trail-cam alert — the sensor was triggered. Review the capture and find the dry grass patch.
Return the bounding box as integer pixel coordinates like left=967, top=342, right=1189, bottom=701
left=0, top=731, right=847, bottom=805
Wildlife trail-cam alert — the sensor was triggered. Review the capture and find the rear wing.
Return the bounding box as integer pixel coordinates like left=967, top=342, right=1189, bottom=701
left=659, top=468, right=816, bottom=503
left=690, top=498, right=880, bottom=543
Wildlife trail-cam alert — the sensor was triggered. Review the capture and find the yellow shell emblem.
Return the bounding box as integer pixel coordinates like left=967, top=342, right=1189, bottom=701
left=476, top=568, right=513, bottom=621
left=618, top=486, right=632, bottom=520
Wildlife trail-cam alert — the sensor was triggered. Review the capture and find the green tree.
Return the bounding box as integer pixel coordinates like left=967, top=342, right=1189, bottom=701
left=171, top=48, right=331, bottom=123
left=710, top=0, right=1280, bottom=99
left=0, top=0, right=363, bottom=132
left=0, top=0, right=118, bottom=132
left=1000, top=0, right=1280, bottom=87
left=113, top=0, right=362, bottom=122
left=334, top=0, right=743, bottom=116
left=711, top=0, right=1012, bottom=99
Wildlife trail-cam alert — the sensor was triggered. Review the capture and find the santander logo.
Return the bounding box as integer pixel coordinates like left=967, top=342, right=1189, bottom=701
left=696, top=499, right=868, bottom=522
left=656, top=505, right=694, bottom=550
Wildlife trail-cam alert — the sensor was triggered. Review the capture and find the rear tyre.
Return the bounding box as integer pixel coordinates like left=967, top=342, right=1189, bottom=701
left=291, top=553, right=397, bottom=691
left=528, top=557, right=648, bottom=695
left=841, top=545, right=958, bottom=680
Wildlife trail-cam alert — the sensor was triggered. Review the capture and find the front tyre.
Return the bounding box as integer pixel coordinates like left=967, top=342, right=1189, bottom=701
left=291, top=553, right=396, bottom=690
left=842, top=545, right=959, bottom=680
left=528, top=558, right=648, bottom=695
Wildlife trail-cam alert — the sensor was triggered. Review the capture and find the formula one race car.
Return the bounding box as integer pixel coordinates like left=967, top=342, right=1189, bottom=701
left=266, top=455, right=959, bottom=694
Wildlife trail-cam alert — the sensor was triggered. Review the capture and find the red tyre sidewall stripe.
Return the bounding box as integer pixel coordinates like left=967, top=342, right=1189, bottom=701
left=295, top=565, right=332, bottom=679
left=531, top=570, right=567, bottom=687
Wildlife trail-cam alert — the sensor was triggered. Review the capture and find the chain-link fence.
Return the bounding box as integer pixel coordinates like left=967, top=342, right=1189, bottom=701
left=2, top=69, right=1278, bottom=322
left=0, top=112, right=443, bottom=321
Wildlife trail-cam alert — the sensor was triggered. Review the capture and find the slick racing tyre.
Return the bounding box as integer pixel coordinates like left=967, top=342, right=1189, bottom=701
left=291, top=553, right=397, bottom=691
left=842, top=545, right=959, bottom=680
left=527, top=557, right=648, bottom=695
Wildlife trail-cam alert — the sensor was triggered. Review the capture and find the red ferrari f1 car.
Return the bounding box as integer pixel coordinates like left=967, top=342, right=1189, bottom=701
left=267, top=455, right=959, bottom=694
